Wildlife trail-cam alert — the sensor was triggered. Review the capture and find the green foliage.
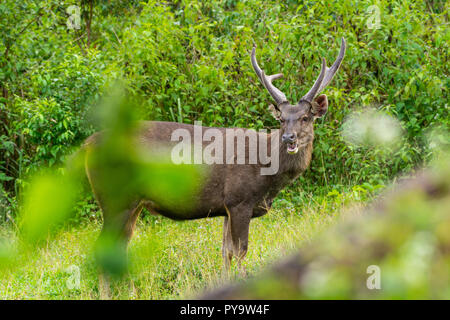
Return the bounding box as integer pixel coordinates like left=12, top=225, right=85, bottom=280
left=12, top=87, right=205, bottom=276
left=19, top=170, right=80, bottom=243
left=1, top=0, right=448, bottom=218
left=0, top=0, right=448, bottom=299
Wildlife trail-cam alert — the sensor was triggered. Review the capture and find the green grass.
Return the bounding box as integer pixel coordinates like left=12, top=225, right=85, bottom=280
left=0, top=189, right=366, bottom=300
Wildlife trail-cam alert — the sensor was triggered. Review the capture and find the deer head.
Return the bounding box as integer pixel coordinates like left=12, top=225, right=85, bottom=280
left=251, top=38, right=346, bottom=154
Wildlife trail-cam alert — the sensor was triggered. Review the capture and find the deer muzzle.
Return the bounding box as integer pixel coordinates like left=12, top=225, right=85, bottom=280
left=282, top=133, right=299, bottom=155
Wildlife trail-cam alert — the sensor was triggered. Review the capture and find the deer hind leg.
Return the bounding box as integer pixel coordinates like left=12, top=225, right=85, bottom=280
left=98, top=272, right=111, bottom=300
left=123, top=201, right=144, bottom=298
left=96, top=200, right=144, bottom=299
left=225, top=204, right=252, bottom=274
left=123, top=201, right=144, bottom=244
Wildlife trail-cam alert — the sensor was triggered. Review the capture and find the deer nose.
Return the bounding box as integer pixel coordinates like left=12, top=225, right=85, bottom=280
left=282, top=133, right=296, bottom=143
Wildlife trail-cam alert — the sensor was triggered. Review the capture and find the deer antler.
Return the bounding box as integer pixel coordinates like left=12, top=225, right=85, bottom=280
left=251, top=46, right=288, bottom=107
left=301, top=37, right=346, bottom=103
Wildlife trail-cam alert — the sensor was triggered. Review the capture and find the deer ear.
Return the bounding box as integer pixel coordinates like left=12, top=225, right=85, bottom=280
left=269, top=104, right=282, bottom=120
left=313, top=94, right=328, bottom=118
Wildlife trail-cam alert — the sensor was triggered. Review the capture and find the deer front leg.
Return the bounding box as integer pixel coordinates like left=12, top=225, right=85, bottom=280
left=224, top=203, right=252, bottom=274
left=222, top=216, right=234, bottom=272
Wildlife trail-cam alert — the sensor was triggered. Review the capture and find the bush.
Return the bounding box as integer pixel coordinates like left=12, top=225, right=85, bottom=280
left=0, top=0, right=448, bottom=219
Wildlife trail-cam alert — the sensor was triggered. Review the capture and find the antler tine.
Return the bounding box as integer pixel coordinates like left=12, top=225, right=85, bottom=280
left=301, top=37, right=346, bottom=103
left=251, top=46, right=288, bottom=107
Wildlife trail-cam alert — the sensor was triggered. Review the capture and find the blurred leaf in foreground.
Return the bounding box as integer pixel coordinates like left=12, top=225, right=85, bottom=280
left=18, top=170, right=80, bottom=244
left=15, top=84, right=205, bottom=278
left=342, top=108, right=404, bottom=149
left=84, top=85, right=205, bottom=277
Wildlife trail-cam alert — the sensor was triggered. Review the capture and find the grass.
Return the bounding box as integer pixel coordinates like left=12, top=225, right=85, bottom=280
left=0, top=188, right=367, bottom=300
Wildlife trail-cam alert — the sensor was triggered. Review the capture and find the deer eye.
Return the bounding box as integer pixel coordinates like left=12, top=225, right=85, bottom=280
left=279, top=118, right=285, bottom=123
left=301, top=116, right=309, bottom=122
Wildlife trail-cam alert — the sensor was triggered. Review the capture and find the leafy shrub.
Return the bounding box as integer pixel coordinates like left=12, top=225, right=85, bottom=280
left=0, top=0, right=448, bottom=221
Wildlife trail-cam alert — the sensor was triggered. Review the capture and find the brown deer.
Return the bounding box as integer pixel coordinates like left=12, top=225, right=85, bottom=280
left=83, top=38, right=346, bottom=297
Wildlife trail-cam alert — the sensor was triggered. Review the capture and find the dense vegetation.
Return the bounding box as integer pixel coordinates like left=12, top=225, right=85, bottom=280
left=0, top=0, right=448, bottom=299
left=1, top=0, right=448, bottom=215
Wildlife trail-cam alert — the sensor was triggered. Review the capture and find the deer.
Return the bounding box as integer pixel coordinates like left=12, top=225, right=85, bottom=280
left=82, top=38, right=346, bottom=298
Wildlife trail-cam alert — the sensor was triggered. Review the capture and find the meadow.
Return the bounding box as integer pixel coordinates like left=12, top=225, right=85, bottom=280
left=0, top=187, right=367, bottom=299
